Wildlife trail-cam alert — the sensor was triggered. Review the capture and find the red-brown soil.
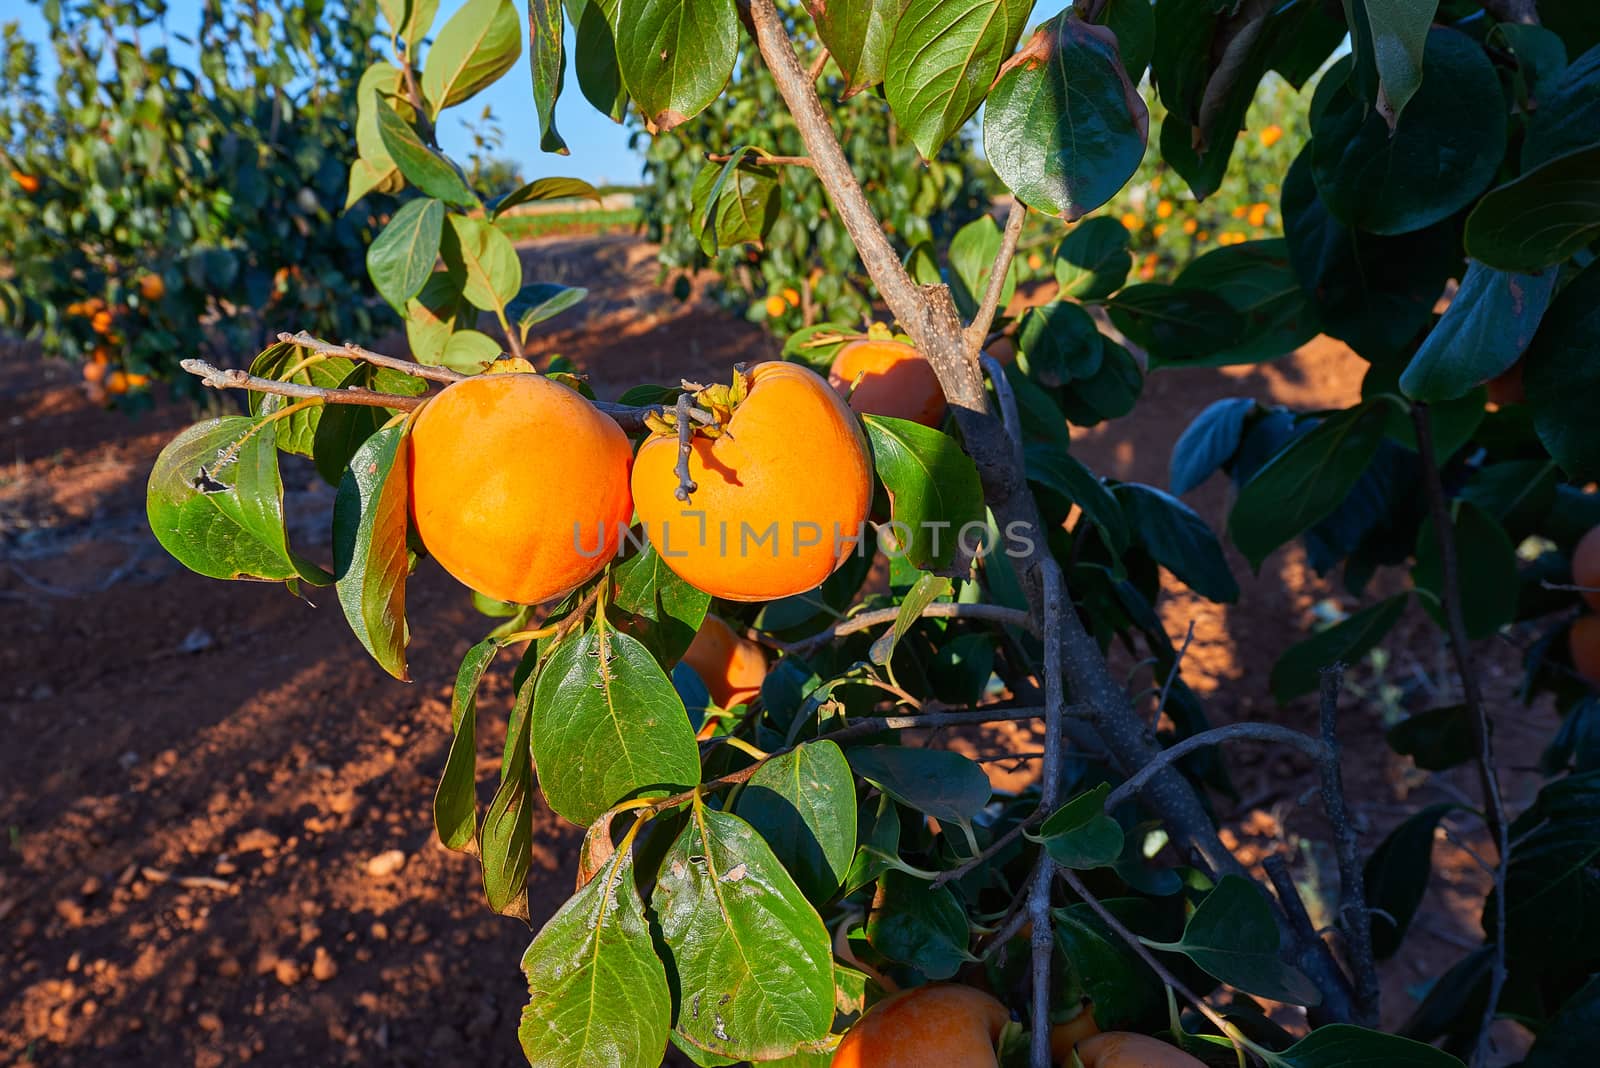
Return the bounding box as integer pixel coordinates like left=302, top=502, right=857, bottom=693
left=2, top=234, right=1543, bottom=1066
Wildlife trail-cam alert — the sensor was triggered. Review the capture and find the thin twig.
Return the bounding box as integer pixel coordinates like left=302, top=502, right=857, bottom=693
left=806, top=44, right=830, bottom=82
left=1029, top=559, right=1066, bottom=1068
left=1103, top=723, right=1328, bottom=812
left=673, top=393, right=698, bottom=503
left=966, top=201, right=1026, bottom=356
left=1412, top=403, right=1509, bottom=1068
left=1317, top=665, right=1380, bottom=1025
left=706, top=151, right=814, bottom=168
left=782, top=601, right=1037, bottom=655
left=1540, top=580, right=1600, bottom=593
left=1152, top=620, right=1197, bottom=731
left=181, top=359, right=426, bottom=409
left=981, top=353, right=1022, bottom=463
left=930, top=809, right=1047, bottom=889
left=281, top=331, right=464, bottom=384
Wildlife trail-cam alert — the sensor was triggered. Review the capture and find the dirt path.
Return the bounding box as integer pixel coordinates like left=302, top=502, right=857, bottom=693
left=1, top=235, right=1543, bottom=1065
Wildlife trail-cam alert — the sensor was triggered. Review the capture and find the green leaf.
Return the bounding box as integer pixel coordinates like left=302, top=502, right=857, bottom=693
left=572, top=0, right=628, bottom=123
left=870, top=573, right=952, bottom=666
left=434, top=639, right=498, bottom=850
left=1104, top=284, right=1243, bottom=363
left=845, top=745, right=990, bottom=830
left=1524, top=260, right=1600, bottom=480
left=529, top=0, right=569, bottom=154
left=1144, top=874, right=1322, bottom=1007
left=863, top=415, right=986, bottom=571
left=1364, top=803, right=1453, bottom=959
left=444, top=213, right=522, bottom=312
left=519, top=846, right=672, bottom=1068
left=1400, top=261, right=1559, bottom=402
left=483, top=673, right=535, bottom=914
left=805, top=0, right=910, bottom=98
left=1032, top=783, right=1124, bottom=869
left=1053, top=899, right=1168, bottom=1030
left=378, top=0, right=439, bottom=43
left=312, top=364, right=428, bottom=486
left=491, top=176, right=602, bottom=216
left=610, top=540, right=711, bottom=666
left=1115, top=484, right=1238, bottom=603
left=1016, top=301, right=1103, bottom=386
left=843, top=795, right=903, bottom=896
left=439, top=328, right=503, bottom=374
left=947, top=214, right=1018, bottom=320
left=1059, top=340, right=1143, bottom=426
left=883, top=0, right=1034, bottom=159
left=368, top=196, right=445, bottom=311
left=1308, top=33, right=1506, bottom=236
left=404, top=270, right=472, bottom=366
left=866, top=869, right=973, bottom=979
left=1493, top=770, right=1600, bottom=969
left=375, top=96, right=478, bottom=207
left=1170, top=397, right=1255, bottom=496
left=1025, top=447, right=1129, bottom=553
left=1413, top=501, right=1517, bottom=640
left=332, top=426, right=411, bottom=681
left=1354, top=0, right=1438, bottom=126
left=1464, top=144, right=1600, bottom=274
left=690, top=153, right=781, bottom=257
left=1169, top=239, right=1317, bottom=368
left=736, top=740, right=857, bottom=904
left=1093, top=0, right=1154, bottom=82
left=615, top=0, right=739, bottom=131
left=1228, top=401, right=1392, bottom=569
left=1522, top=43, right=1599, bottom=168
left=530, top=625, right=700, bottom=825
left=246, top=341, right=355, bottom=456
left=1054, top=216, right=1132, bottom=300
left=1524, top=974, right=1600, bottom=1068
left=652, top=807, right=834, bottom=1060
left=355, top=62, right=409, bottom=171
left=509, top=282, right=587, bottom=339
left=1270, top=594, right=1407, bottom=704
left=983, top=12, right=1148, bottom=221
left=146, top=417, right=316, bottom=583
left=1262, top=1024, right=1464, bottom=1068
left=421, top=0, right=522, bottom=115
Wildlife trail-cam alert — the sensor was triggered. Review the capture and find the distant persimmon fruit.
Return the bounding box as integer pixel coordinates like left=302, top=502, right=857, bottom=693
left=407, top=373, right=633, bottom=605
left=828, top=338, right=946, bottom=428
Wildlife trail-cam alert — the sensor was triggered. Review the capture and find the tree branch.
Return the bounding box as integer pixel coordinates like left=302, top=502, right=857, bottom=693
left=965, top=201, right=1026, bottom=356
left=672, top=392, right=698, bottom=502
left=1029, top=559, right=1067, bottom=1068
left=1318, top=665, right=1380, bottom=1026
left=1103, top=722, right=1328, bottom=812
left=280, top=331, right=464, bottom=384
left=181, top=358, right=427, bottom=409
left=707, top=151, right=814, bottom=168
left=1412, top=403, right=1509, bottom=1068
left=780, top=601, right=1037, bottom=655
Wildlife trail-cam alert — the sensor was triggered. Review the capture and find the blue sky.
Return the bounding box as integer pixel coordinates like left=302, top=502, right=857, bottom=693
left=8, top=0, right=645, bottom=186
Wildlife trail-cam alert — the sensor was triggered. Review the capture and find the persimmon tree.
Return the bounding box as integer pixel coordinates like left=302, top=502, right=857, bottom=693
left=143, top=1, right=1600, bottom=1066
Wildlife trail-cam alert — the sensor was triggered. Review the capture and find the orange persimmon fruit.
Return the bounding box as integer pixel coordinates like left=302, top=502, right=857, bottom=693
left=10, top=170, right=40, bottom=193
left=1048, top=1007, right=1101, bottom=1063
left=831, top=984, right=1009, bottom=1068
left=681, top=614, right=767, bottom=710
left=408, top=373, right=633, bottom=605
left=1571, top=615, right=1600, bottom=685
left=828, top=338, right=946, bottom=428
left=1076, top=1031, right=1207, bottom=1067
left=1574, top=526, right=1600, bottom=612
left=632, top=362, right=872, bottom=602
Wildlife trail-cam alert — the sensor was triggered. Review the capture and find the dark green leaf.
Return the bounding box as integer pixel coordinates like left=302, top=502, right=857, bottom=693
left=367, top=197, right=445, bottom=311
left=312, top=364, right=428, bottom=486
left=1523, top=974, right=1600, bottom=1068
left=1169, top=239, right=1317, bottom=368
left=1053, top=899, right=1167, bottom=1030
left=863, top=416, right=986, bottom=571
left=1270, top=594, right=1407, bottom=703
left=1145, top=874, right=1322, bottom=1007
left=610, top=539, right=711, bottom=665
left=1229, top=401, right=1393, bottom=569
left=1025, top=447, right=1129, bottom=552
left=1492, top=770, right=1600, bottom=969
left=421, top=0, right=522, bottom=114
left=1032, top=783, right=1123, bottom=869
left=805, top=0, right=910, bottom=98
left=1524, top=260, right=1600, bottom=479
left=1352, top=0, right=1438, bottom=126
left=1262, top=1024, right=1464, bottom=1068
left=1308, top=33, right=1505, bottom=236
left=846, top=744, right=990, bottom=838
left=1465, top=144, right=1600, bottom=274
left=375, top=96, right=478, bottom=206
left=1364, top=802, right=1452, bottom=959
left=1400, top=261, right=1559, bottom=402
left=530, top=625, right=701, bottom=825
left=434, top=639, right=498, bottom=850
left=572, top=0, right=627, bottom=122
left=1054, top=216, right=1132, bottom=300
left=736, top=740, right=857, bottom=904
left=1170, top=397, right=1255, bottom=496
left=652, top=808, right=834, bottom=1060
left=332, top=426, right=412, bottom=680
left=246, top=341, right=355, bottom=457
left=519, top=846, right=671, bottom=1068
left=492, top=177, right=602, bottom=215
left=1413, top=501, right=1517, bottom=640
left=615, top=0, right=738, bottom=131
left=529, top=0, right=569, bottom=154
left=1059, top=340, right=1143, bottom=426
left=1115, top=483, right=1238, bottom=603
left=866, top=869, right=972, bottom=979
left=984, top=12, right=1148, bottom=221
left=1387, top=705, right=1475, bottom=773
left=883, top=0, right=1034, bottom=159
left=482, top=672, right=534, bottom=913
left=1522, top=43, right=1600, bottom=167
left=869, top=573, right=951, bottom=666
left=690, top=154, right=781, bottom=256
left=1016, top=301, right=1103, bottom=386
left=1104, top=284, right=1243, bottom=363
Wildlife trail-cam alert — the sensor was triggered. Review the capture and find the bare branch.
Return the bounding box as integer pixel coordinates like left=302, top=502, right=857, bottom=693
left=807, top=44, right=830, bottom=82
left=1152, top=620, right=1197, bottom=730
left=280, top=331, right=464, bottom=384
left=707, top=151, right=814, bottom=168
left=779, top=601, right=1037, bottom=655
left=181, top=358, right=427, bottom=410
left=930, top=808, right=1046, bottom=889
left=966, top=201, right=1027, bottom=356
left=1104, top=722, right=1328, bottom=812
left=1029, top=559, right=1067, bottom=1068
left=1412, top=403, right=1510, bottom=1068
left=1318, top=665, right=1380, bottom=1025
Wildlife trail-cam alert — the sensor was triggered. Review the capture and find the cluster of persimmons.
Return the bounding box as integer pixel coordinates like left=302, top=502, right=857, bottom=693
left=65, top=276, right=163, bottom=400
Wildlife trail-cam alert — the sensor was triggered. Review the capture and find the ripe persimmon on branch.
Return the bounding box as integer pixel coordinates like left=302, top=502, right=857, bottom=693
left=136, top=1, right=1600, bottom=1066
